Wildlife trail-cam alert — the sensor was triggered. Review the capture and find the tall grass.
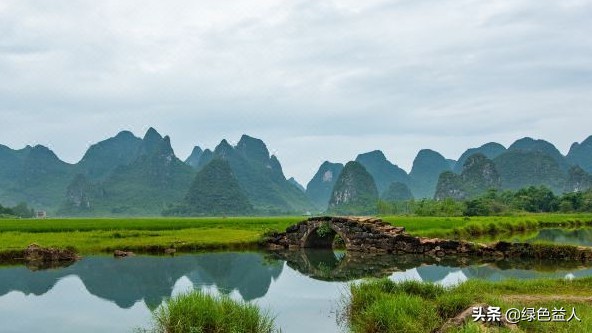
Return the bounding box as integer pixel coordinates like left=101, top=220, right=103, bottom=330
left=145, top=290, right=278, bottom=333
left=345, top=278, right=592, bottom=333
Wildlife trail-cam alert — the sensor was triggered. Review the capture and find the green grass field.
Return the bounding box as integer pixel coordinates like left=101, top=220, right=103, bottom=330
left=381, top=213, right=592, bottom=239
left=1, top=214, right=592, bottom=254
left=346, top=277, right=592, bottom=333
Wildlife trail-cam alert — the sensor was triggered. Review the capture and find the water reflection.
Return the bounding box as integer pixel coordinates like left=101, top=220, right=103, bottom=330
left=271, top=249, right=592, bottom=282
left=0, top=252, right=282, bottom=309
left=1, top=250, right=592, bottom=333
left=472, top=227, right=592, bottom=247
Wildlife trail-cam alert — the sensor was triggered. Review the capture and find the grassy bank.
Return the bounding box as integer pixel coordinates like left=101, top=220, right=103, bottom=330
left=141, top=290, right=278, bottom=333
left=0, top=217, right=301, bottom=253
left=381, top=213, right=592, bottom=239
left=0, top=214, right=591, bottom=254
left=346, top=278, right=592, bottom=333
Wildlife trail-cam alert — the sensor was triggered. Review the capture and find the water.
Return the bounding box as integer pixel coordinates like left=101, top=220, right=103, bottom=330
left=1, top=248, right=592, bottom=333
left=472, top=227, right=592, bottom=246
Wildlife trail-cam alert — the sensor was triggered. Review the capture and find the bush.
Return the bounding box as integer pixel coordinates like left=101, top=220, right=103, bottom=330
left=145, top=290, right=278, bottom=333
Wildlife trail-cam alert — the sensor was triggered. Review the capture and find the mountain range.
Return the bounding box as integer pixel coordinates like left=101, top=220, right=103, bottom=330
left=1, top=129, right=592, bottom=216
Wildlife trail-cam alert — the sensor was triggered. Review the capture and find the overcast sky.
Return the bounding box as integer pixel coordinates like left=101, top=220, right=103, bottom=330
left=1, top=0, right=591, bottom=185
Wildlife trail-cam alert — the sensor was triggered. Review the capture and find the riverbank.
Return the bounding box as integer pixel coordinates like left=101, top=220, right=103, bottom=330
left=345, top=277, right=592, bottom=332
left=381, top=213, right=592, bottom=239
left=0, top=214, right=591, bottom=255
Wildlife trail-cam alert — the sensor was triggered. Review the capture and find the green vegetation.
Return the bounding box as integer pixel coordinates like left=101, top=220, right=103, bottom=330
left=0, top=202, right=35, bottom=218
left=345, top=278, right=592, bottom=333
left=328, top=161, right=379, bottom=215
left=163, top=158, right=253, bottom=216
left=381, top=214, right=592, bottom=238
left=143, top=290, right=277, bottom=333
left=379, top=186, right=592, bottom=218
left=0, top=216, right=303, bottom=253
left=0, top=214, right=591, bottom=254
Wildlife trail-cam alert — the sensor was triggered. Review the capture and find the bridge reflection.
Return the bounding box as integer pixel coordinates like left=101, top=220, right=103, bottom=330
left=268, top=249, right=592, bottom=282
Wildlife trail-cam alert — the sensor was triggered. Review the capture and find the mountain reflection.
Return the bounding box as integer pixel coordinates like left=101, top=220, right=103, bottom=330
left=1, top=251, right=592, bottom=310
left=0, top=252, right=283, bottom=309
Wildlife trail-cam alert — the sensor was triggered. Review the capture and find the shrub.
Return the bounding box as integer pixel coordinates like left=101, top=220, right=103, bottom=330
left=145, top=290, right=278, bottom=333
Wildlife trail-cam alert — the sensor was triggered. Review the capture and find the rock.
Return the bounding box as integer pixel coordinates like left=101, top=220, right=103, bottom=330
left=164, top=248, right=176, bottom=255
left=113, top=250, right=135, bottom=257
left=23, top=243, right=80, bottom=262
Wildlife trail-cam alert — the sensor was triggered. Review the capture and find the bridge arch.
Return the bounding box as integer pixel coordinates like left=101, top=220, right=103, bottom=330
left=301, top=221, right=350, bottom=249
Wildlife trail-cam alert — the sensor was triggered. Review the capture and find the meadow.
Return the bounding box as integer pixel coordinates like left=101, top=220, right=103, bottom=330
left=346, top=278, right=592, bottom=333
left=1, top=214, right=592, bottom=254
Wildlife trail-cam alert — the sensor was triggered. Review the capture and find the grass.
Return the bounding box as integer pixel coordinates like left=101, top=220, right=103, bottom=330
left=0, top=217, right=301, bottom=254
left=345, top=278, right=592, bottom=333
left=381, top=213, right=592, bottom=240
left=0, top=214, right=591, bottom=254
left=140, top=289, right=278, bottom=333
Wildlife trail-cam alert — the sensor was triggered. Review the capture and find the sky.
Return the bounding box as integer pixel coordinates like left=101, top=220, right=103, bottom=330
left=1, top=0, right=591, bottom=185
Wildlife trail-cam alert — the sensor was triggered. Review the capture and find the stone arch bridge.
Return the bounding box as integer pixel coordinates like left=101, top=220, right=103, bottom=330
left=266, top=216, right=469, bottom=255
left=266, top=216, right=592, bottom=261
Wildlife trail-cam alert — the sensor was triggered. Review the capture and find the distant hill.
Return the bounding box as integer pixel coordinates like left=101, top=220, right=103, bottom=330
left=328, top=161, right=378, bottom=215
left=453, top=142, right=506, bottom=173
left=184, top=146, right=204, bottom=169
left=3, top=131, right=592, bottom=216
left=567, top=136, right=592, bottom=173
left=409, top=149, right=451, bottom=198
left=381, top=182, right=414, bottom=201
left=75, top=131, right=143, bottom=181
left=164, top=158, right=252, bottom=216
left=565, top=166, right=592, bottom=193
left=195, top=135, right=313, bottom=214
left=435, top=154, right=501, bottom=200
left=0, top=144, right=74, bottom=211
left=288, top=177, right=305, bottom=192
left=61, top=128, right=195, bottom=215
left=493, top=150, right=566, bottom=193
left=305, top=161, right=344, bottom=210
left=355, top=150, right=409, bottom=194
left=507, top=137, right=569, bottom=171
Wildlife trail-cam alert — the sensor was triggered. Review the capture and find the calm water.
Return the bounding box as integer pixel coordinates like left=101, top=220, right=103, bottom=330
left=472, top=227, right=592, bottom=246
left=1, top=247, right=592, bottom=332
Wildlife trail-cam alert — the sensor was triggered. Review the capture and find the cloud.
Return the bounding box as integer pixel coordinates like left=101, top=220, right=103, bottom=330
left=0, top=0, right=591, bottom=183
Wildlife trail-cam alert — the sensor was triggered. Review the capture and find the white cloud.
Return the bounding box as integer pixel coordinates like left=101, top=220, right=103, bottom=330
left=0, top=0, right=591, bottom=183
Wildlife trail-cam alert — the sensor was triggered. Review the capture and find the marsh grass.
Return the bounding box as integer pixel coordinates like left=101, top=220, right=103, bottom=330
left=345, top=278, right=592, bottom=333
left=144, top=290, right=278, bottom=333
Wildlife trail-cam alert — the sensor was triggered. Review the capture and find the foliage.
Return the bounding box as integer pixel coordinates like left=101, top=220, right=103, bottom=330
left=316, top=222, right=332, bottom=238
left=145, top=290, right=277, bottom=333
left=0, top=202, right=34, bottom=218
left=345, top=277, right=592, bottom=333
left=379, top=185, right=592, bottom=217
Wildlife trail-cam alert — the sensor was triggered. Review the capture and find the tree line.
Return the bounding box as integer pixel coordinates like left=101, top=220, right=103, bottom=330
left=0, top=202, right=36, bottom=218
left=377, top=186, right=592, bottom=216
